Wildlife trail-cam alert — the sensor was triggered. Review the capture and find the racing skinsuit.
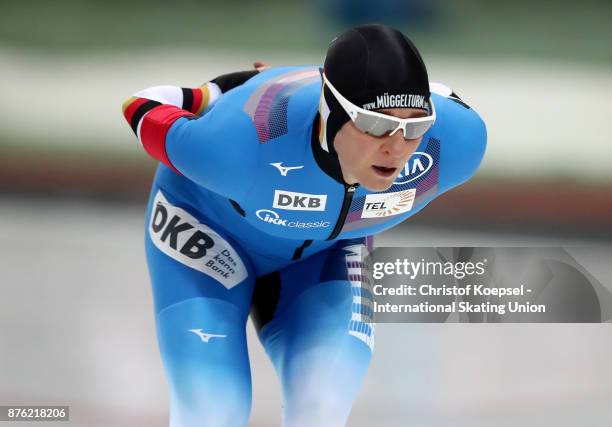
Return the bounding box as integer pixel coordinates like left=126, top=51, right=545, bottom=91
left=122, top=66, right=487, bottom=427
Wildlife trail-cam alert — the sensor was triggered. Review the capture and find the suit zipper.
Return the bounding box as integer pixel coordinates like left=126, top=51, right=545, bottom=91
left=292, top=239, right=313, bottom=261
left=327, top=184, right=358, bottom=241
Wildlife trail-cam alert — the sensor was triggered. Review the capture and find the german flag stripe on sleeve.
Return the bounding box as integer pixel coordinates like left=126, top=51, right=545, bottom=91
left=138, top=104, right=196, bottom=174
left=122, top=82, right=223, bottom=172
left=181, top=88, right=194, bottom=112
left=196, top=84, right=210, bottom=115
left=122, top=96, right=139, bottom=114
left=178, top=85, right=212, bottom=115
left=123, top=97, right=148, bottom=128
left=123, top=97, right=162, bottom=134
left=192, top=86, right=203, bottom=114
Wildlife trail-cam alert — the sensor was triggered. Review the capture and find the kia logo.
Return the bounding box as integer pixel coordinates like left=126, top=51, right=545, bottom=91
left=394, top=152, right=433, bottom=185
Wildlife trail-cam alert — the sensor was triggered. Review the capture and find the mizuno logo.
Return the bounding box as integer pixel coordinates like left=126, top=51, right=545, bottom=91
left=188, top=329, right=227, bottom=343
left=270, top=162, right=304, bottom=176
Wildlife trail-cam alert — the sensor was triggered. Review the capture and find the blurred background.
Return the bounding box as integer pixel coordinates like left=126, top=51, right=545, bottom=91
left=1, top=0, right=611, bottom=426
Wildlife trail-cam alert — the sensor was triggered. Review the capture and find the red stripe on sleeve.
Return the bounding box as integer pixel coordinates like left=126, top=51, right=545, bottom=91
left=139, top=105, right=195, bottom=175
left=191, top=88, right=203, bottom=114
left=123, top=98, right=149, bottom=125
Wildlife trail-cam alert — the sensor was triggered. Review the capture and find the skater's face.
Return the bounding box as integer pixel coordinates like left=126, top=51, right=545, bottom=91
left=334, top=108, right=427, bottom=192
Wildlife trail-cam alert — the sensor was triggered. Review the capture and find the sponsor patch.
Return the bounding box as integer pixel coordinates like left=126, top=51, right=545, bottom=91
left=394, top=152, right=433, bottom=185
left=149, top=190, right=247, bottom=289
left=361, top=189, right=416, bottom=218
left=362, top=93, right=426, bottom=110
left=255, top=209, right=331, bottom=228
left=188, top=329, right=227, bottom=343
left=270, top=162, right=304, bottom=176
left=273, top=190, right=327, bottom=211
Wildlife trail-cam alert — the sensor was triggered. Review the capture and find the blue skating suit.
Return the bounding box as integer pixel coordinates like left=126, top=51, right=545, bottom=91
left=125, top=65, right=486, bottom=427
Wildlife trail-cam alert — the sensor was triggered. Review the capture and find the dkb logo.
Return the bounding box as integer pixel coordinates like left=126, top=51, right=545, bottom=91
left=273, top=190, right=327, bottom=211
left=148, top=191, right=248, bottom=289
left=151, top=203, right=214, bottom=259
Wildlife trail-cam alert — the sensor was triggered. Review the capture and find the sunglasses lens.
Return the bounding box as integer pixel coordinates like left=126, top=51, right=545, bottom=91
left=403, top=120, right=434, bottom=139
left=354, top=113, right=399, bottom=137
left=355, top=113, right=434, bottom=140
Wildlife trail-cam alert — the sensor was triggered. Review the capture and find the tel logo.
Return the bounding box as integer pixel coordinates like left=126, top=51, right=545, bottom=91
left=361, top=189, right=416, bottom=218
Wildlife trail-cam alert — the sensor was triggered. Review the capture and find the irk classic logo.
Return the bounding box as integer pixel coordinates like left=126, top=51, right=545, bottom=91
left=255, top=209, right=331, bottom=229
left=361, top=189, right=416, bottom=218
left=149, top=191, right=247, bottom=289
left=273, top=190, right=327, bottom=211
left=394, top=152, right=434, bottom=185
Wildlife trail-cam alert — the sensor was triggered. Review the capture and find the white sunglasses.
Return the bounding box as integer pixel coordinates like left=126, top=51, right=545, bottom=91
left=323, top=73, right=436, bottom=140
